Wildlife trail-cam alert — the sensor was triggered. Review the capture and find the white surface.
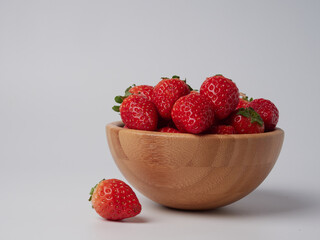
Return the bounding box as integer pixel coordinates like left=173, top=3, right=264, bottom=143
left=1, top=0, right=320, bottom=239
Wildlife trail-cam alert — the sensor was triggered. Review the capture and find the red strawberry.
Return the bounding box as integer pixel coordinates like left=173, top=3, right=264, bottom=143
left=231, top=107, right=265, bottom=134
left=113, top=84, right=154, bottom=108
left=89, top=179, right=141, bottom=221
left=158, top=127, right=180, bottom=133
left=249, top=98, right=279, bottom=131
left=209, top=125, right=235, bottom=134
left=236, top=94, right=253, bottom=110
left=129, top=85, right=154, bottom=101
left=237, top=98, right=249, bottom=110
left=153, top=76, right=190, bottom=120
left=200, top=74, right=239, bottom=120
left=119, top=95, right=158, bottom=131
left=171, top=93, right=215, bottom=134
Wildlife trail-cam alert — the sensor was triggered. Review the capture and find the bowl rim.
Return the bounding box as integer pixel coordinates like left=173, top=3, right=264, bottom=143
left=106, top=121, right=284, bottom=139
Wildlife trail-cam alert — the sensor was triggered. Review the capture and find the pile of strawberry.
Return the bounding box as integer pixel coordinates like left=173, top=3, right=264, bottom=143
left=113, top=75, right=279, bottom=134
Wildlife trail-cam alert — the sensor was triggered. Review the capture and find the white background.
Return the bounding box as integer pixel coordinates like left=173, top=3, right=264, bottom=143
left=1, top=0, right=320, bottom=239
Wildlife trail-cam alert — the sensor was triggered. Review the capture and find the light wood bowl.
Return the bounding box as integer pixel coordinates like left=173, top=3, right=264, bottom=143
left=106, top=121, right=284, bottom=210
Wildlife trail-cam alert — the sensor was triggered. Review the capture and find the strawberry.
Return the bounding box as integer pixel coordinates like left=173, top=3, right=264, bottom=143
left=236, top=94, right=253, bottom=110
left=113, top=84, right=154, bottom=110
left=231, top=107, right=265, bottom=134
left=158, top=127, right=180, bottom=133
left=118, top=95, right=158, bottom=131
left=128, top=85, right=154, bottom=101
left=200, top=74, right=239, bottom=120
left=89, top=179, right=141, bottom=221
left=152, top=75, right=191, bottom=120
left=171, top=93, right=215, bottom=134
left=249, top=98, right=279, bottom=131
left=209, top=125, right=235, bottom=134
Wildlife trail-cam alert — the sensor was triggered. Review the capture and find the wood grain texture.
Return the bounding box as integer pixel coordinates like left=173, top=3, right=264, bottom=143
left=106, top=121, right=284, bottom=210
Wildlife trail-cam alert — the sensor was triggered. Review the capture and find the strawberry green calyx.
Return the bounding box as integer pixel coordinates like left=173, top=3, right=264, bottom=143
left=161, top=75, right=180, bottom=80
left=112, top=105, right=120, bottom=112
left=112, top=84, right=135, bottom=112
left=161, top=75, right=193, bottom=90
left=114, top=96, right=123, bottom=104
left=124, top=85, right=135, bottom=97
left=181, top=78, right=193, bottom=91
left=240, top=92, right=253, bottom=102
left=88, top=179, right=105, bottom=202
left=116, top=84, right=135, bottom=102
left=243, top=96, right=253, bottom=102
left=88, top=184, right=97, bottom=202
left=237, top=107, right=264, bottom=126
left=186, top=84, right=193, bottom=91
left=214, top=74, right=233, bottom=82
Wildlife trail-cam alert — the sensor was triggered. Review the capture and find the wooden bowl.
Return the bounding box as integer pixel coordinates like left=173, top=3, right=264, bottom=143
left=106, top=121, right=284, bottom=210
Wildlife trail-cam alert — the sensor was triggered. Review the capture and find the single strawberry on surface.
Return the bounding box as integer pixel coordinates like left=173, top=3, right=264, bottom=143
left=118, top=94, right=158, bottom=131
left=231, top=107, right=265, bottom=134
left=171, top=92, right=215, bottom=134
left=152, top=75, right=190, bottom=120
left=200, top=74, right=239, bottom=120
left=249, top=98, right=279, bottom=131
left=89, top=179, right=141, bottom=221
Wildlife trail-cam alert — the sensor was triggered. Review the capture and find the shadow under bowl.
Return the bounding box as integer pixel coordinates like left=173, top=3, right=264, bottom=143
left=106, top=121, right=284, bottom=210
